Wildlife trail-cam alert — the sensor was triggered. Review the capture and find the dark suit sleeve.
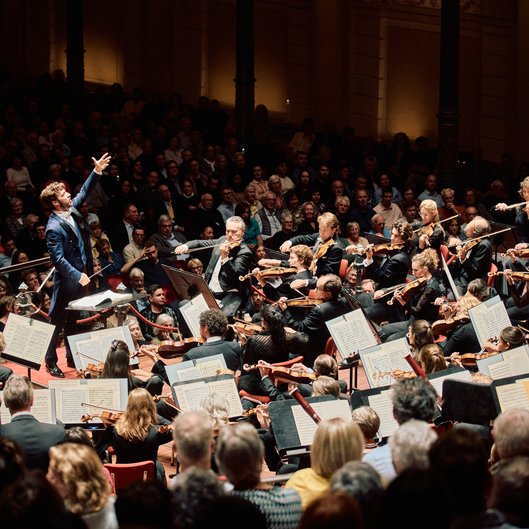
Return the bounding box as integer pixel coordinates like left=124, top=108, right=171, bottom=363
left=221, top=246, right=253, bottom=285
left=368, top=252, right=409, bottom=287
left=47, top=221, right=83, bottom=283
left=289, top=233, right=318, bottom=247
left=288, top=305, right=323, bottom=337
left=460, top=240, right=491, bottom=279
left=318, top=245, right=343, bottom=276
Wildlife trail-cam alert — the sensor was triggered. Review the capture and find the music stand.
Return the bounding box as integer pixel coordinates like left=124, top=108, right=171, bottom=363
left=162, top=264, right=219, bottom=309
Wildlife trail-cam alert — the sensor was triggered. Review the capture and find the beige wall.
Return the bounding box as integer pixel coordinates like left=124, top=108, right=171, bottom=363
left=0, top=0, right=525, bottom=165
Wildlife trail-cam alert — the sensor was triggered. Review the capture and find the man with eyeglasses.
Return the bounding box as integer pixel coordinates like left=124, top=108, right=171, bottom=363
left=216, top=186, right=237, bottom=224
left=255, top=192, right=282, bottom=240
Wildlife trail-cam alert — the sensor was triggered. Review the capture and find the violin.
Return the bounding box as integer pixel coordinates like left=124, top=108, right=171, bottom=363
left=230, top=321, right=264, bottom=336
left=153, top=394, right=182, bottom=413
left=81, top=410, right=123, bottom=425
left=431, top=315, right=470, bottom=337
left=157, top=337, right=205, bottom=359
left=310, top=239, right=335, bottom=272
left=456, top=239, right=480, bottom=261
left=283, top=297, right=325, bottom=308
left=357, top=242, right=405, bottom=256
left=157, top=424, right=174, bottom=434
left=449, top=350, right=500, bottom=368
left=77, top=362, right=105, bottom=379
left=239, top=267, right=298, bottom=282
left=387, top=277, right=428, bottom=305
left=488, top=270, right=529, bottom=282
left=243, top=361, right=318, bottom=385
left=500, top=248, right=529, bottom=259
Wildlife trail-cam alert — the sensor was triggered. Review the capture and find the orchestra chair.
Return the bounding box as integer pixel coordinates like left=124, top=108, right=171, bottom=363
left=439, top=244, right=457, bottom=266
left=488, top=262, right=498, bottom=288
left=338, top=258, right=349, bottom=279
left=106, top=273, right=126, bottom=291
left=104, top=460, right=155, bottom=491
left=239, top=355, right=305, bottom=405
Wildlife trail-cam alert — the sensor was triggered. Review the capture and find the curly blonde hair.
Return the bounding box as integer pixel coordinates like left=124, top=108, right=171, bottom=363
left=115, top=388, right=157, bottom=442
left=48, top=443, right=109, bottom=515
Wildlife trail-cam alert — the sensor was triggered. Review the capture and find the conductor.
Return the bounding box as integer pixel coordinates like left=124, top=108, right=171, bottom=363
left=40, top=152, right=112, bottom=377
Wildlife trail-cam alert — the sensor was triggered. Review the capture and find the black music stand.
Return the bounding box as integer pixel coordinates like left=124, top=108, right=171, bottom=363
left=162, top=264, right=219, bottom=309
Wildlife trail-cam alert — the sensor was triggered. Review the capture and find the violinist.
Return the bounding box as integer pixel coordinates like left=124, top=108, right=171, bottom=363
left=280, top=212, right=343, bottom=285
left=174, top=215, right=253, bottom=318
left=496, top=176, right=529, bottom=248
left=415, top=199, right=445, bottom=252
left=452, top=216, right=493, bottom=295
left=379, top=249, right=443, bottom=342
left=481, top=326, right=525, bottom=354
left=504, top=268, right=529, bottom=323
left=280, top=274, right=350, bottom=367
left=237, top=304, right=309, bottom=401
left=360, top=219, right=413, bottom=325
left=254, top=244, right=313, bottom=302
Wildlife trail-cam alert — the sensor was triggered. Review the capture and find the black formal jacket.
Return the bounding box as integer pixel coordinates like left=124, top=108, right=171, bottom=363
left=287, top=233, right=343, bottom=278
left=0, top=414, right=65, bottom=472
left=366, top=248, right=411, bottom=290
left=455, top=238, right=492, bottom=289
left=287, top=296, right=352, bottom=367
left=182, top=339, right=243, bottom=372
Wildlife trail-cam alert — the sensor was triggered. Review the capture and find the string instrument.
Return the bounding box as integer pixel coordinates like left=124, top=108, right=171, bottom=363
left=449, top=350, right=500, bottom=368
left=283, top=296, right=324, bottom=308
left=488, top=270, right=529, bottom=282
left=413, top=214, right=460, bottom=236
left=500, top=248, right=529, bottom=259
left=310, top=239, right=335, bottom=272
left=431, top=315, right=470, bottom=337
left=184, top=240, right=242, bottom=254
left=231, top=321, right=263, bottom=336
left=242, top=404, right=270, bottom=427
left=357, top=242, right=405, bottom=256
left=456, top=227, right=512, bottom=261
left=157, top=424, right=174, bottom=434
left=153, top=394, right=182, bottom=413
left=239, top=267, right=297, bottom=281
left=243, top=361, right=318, bottom=385
left=81, top=410, right=123, bottom=425
left=157, top=337, right=205, bottom=359
left=387, top=277, right=428, bottom=305
left=77, top=362, right=105, bottom=379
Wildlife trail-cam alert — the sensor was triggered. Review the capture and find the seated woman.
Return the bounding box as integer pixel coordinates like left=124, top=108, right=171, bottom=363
left=237, top=305, right=308, bottom=402
left=417, top=343, right=448, bottom=374
left=480, top=325, right=526, bottom=354
left=407, top=320, right=436, bottom=362
left=47, top=443, right=118, bottom=529
left=106, top=388, right=173, bottom=482
left=150, top=313, right=181, bottom=347
left=444, top=216, right=464, bottom=251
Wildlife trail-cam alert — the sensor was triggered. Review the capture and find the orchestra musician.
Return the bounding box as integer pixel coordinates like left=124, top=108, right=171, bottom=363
left=359, top=219, right=413, bottom=325
left=503, top=269, right=529, bottom=323
left=415, top=199, right=445, bottom=252
left=452, top=216, right=493, bottom=295
left=174, top=215, right=253, bottom=319
left=253, top=244, right=313, bottom=301
left=378, top=248, right=443, bottom=342
left=279, top=212, right=343, bottom=286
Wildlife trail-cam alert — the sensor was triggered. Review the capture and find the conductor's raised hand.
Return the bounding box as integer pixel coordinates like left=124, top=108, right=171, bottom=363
left=92, top=152, right=112, bottom=173
left=79, top=273, right=91, bottom=286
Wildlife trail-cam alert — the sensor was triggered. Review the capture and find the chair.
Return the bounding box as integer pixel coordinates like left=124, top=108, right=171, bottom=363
left=488, top=262, right=498, bottom=288
left=104, top=460, right=155, bottom=491
left=106, top=273, right=126, bottom=291
left=439, top=244, right=457, bottom=266
left=324, top=336, right=339, bottom=359
left=338, top=258, right=349, bottom=279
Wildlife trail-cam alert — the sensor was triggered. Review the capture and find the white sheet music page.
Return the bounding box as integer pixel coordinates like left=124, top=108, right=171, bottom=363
left=0, top=388, right=55, bottom=424
left=326, top=309, right=378, bottom=360
left=367, top=390, right=399, bottom=438
left=468, top=296, right=511, bottom=346
left=360, top=338, right=411, bottom=388
left=180, top=294, right=209, bottom=338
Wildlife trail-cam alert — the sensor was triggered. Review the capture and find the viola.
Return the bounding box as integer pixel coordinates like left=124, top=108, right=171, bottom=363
left=284, top=297, right=325, bottom=308
left=81, top=410, right=123, bottom=425
left=431, top=315, right=470, bottom=337
left=231, top=321, right=263, bottom=336
left=157, top=337, right=205, bottom=359
left=243, top=361, right=318, bottom=385
left=387, top=277, right=428, bottom=305
left=77, top=362, right=105, bottom=379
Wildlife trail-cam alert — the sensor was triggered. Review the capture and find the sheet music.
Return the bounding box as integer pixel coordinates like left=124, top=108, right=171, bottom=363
left=0, top=388, right=55, bottom=424
left=68, top=326, right=134, bottom=370
left=68, top=290, right=133, bottom=309
left=469, top=296, right=511, bottom=345
left=49, top=378, right=126, bottom=424
left=360, top=338, right=411, bottom=388
left=164, top=355, right=227, bottom=386
left=179, top=294, right=210, bottom=338
left=488, top=348, right=529, bottom=381
left=326, top=309, right=378, bottom=360
left=428, top=369, right=472, bottom=397
left=489, top=361, right=516, bottom=381
left=292, top=400, right=352, bottom=446
left=2, top=313, right=54, bottom=367
left=171, top=375, right=242, bottom=417
left=367, top=390, right=399, bottom=438
left=495, top=379, right=529, bottom=411
left=477, top=353, right=505, bottom=377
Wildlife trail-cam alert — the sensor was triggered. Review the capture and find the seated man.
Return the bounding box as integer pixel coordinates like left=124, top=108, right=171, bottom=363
left=0, top=374, right=65, bottom=471
left=139, top=284, right=181, bottom=342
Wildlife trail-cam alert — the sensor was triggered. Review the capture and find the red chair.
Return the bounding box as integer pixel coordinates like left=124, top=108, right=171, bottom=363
left=106, top=273, right=126, bottom=291
left=440, top=244, right=457, bottom=266
left=488, top=263, right=498, bottom=288
left=104, top=460, right=155, bottom=491
left=338, top=259, right=349, bottom=279
left=324, top=336, right=339, bottom=359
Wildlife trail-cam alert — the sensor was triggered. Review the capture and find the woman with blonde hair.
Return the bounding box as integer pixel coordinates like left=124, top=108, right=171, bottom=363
left=416, top=198, right=444, bottom=251
left=47, top=443, right=118, bottom=529
left=379, top=248, right=443, bottom=342
left=285, top=417, right=365, bottom=509
left=110, top=388, right=173, bottom=482
left=418, top=343, right=448, bottom=374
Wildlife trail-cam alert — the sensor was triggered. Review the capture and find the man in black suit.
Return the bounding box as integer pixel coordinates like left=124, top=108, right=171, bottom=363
left=0, top=374, right=65, bottom=472
left=174, top=216, right=253, bottom=319
left=280, top=273, right=351, bottom=367
left=108, top=203, right=141, bottom=254
left=182, top=309, right=242, bottom=372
